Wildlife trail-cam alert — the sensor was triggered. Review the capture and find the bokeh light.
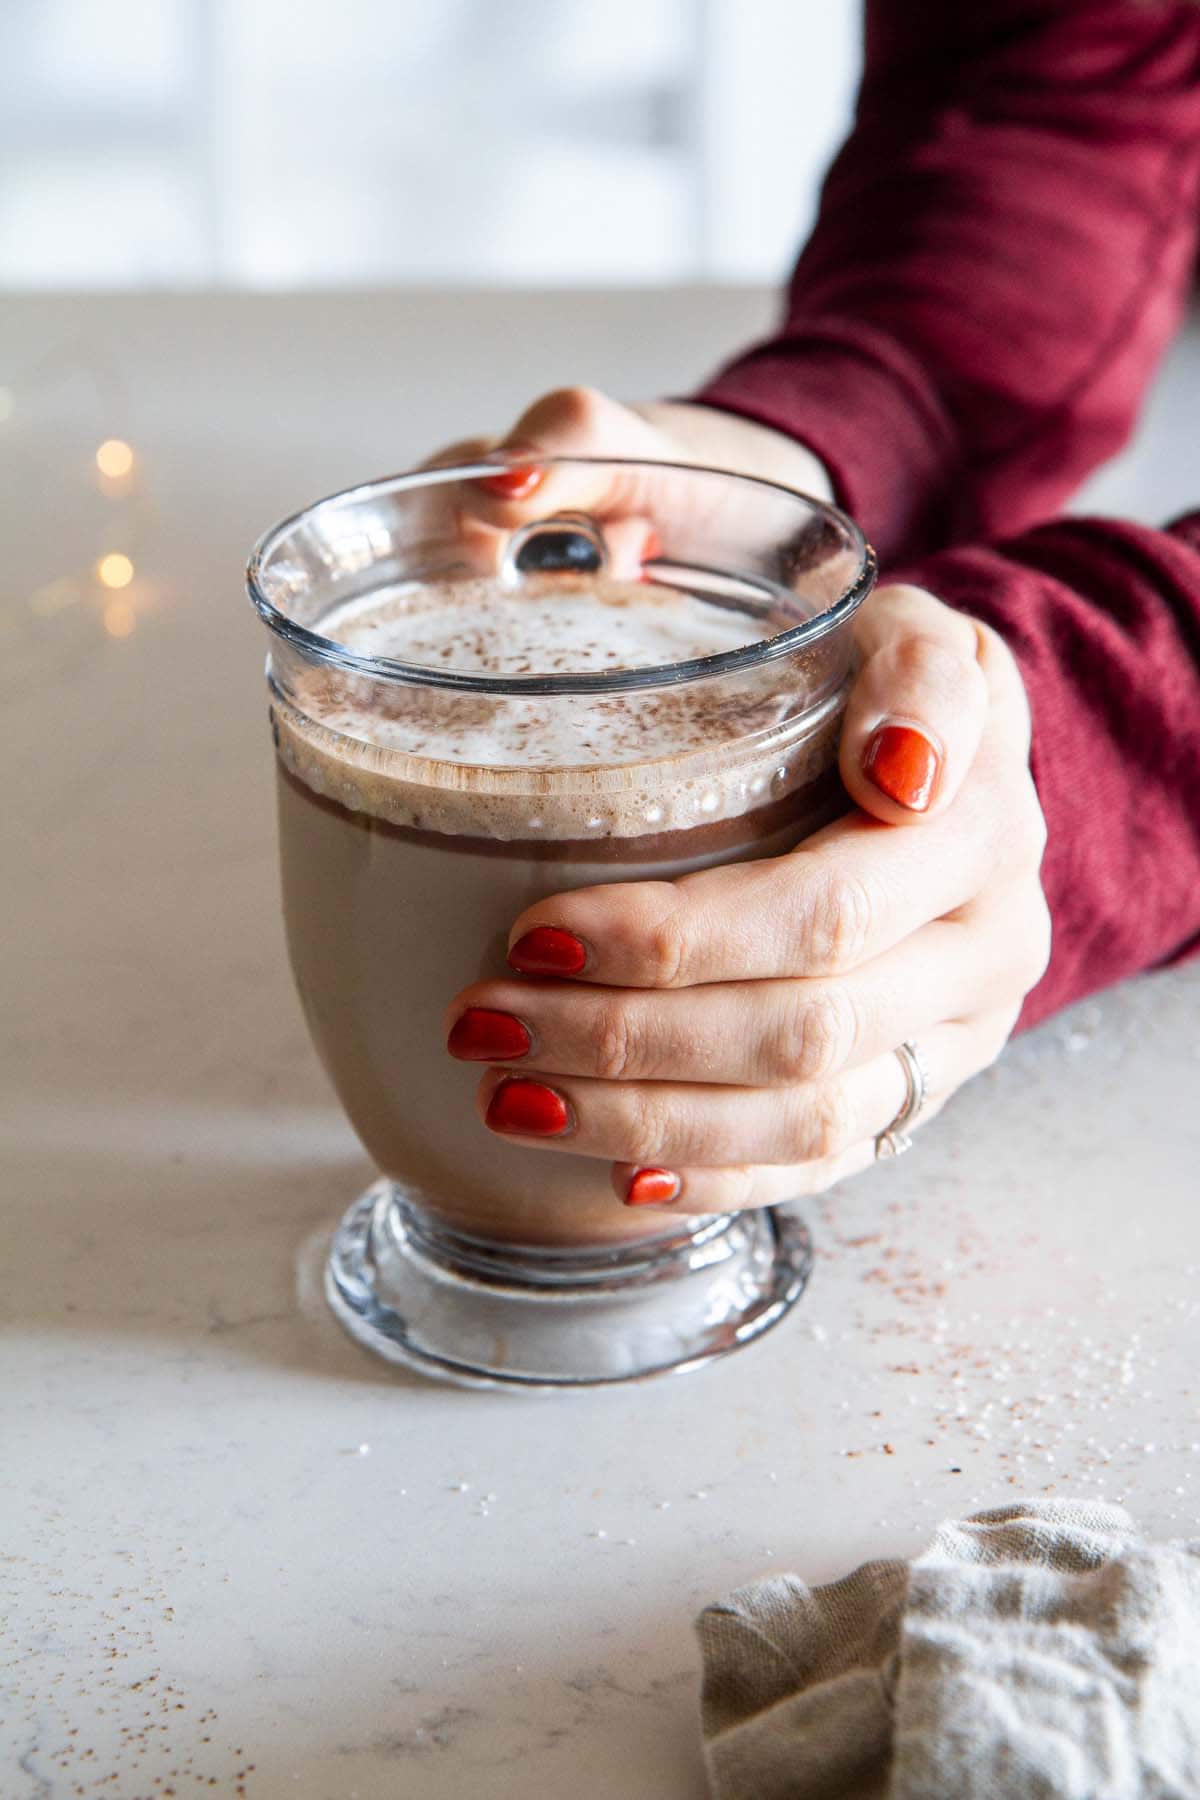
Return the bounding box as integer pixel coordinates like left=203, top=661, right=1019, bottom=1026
left=103, top=599, right=136, bottom=639
left=96, top=552, right=134, bottom=589
left=95, top=437, right=135, bottom=479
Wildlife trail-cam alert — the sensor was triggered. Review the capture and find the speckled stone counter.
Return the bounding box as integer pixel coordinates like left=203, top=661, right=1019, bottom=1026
left=3, top=292, right=1198, bottom=1800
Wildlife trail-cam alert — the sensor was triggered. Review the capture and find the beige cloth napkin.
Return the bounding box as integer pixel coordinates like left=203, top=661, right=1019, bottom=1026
left=697, top=1501, right=1200, bottom=1800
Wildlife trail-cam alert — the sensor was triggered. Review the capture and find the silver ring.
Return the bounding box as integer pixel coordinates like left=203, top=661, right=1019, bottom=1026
left=874, top=1040, right=929, bottom=1162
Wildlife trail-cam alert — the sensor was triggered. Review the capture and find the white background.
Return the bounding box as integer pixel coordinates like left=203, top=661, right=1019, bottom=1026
left=0, top=0, right=860, bottom=288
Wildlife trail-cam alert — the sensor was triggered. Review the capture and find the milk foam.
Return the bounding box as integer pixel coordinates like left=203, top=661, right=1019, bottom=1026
left=326, top=574, right=764, bottom=680
left=274, top=574, right=843, bottom=838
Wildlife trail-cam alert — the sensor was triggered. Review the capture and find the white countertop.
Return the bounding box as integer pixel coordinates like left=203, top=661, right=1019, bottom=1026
left=3, top=290, right=1198, bottom=1800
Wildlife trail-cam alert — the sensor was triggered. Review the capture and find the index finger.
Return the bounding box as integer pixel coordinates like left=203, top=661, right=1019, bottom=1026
left=506, top=776, right=1014, bottom=989
left=451, top=390, right=782, bottom=585
left=457, top=387, right=675, bottom=528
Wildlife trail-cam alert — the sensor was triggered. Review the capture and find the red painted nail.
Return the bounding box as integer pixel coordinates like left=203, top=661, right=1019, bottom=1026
left=485, top=1078, right=570, bottom=1137
left=863, top=723, right=940, bottom=812
left=447, top=1007, right=531, bottom=1063
left=508, top=925, right=588, bottom=977
left=624, top=1168, right=681, bottom=1207
left=479, top=464, right=544, bottom=500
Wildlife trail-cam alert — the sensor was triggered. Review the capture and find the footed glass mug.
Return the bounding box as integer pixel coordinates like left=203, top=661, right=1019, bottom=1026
left=247, top=457, right=875, bottom=1388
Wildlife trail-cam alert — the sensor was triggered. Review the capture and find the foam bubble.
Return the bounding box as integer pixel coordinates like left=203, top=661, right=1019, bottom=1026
left=274, top=573, right=844, bottom=838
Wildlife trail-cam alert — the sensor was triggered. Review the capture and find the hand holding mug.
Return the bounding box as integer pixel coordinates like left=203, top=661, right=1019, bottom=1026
left=441, top=388, right=1051, bottom=1211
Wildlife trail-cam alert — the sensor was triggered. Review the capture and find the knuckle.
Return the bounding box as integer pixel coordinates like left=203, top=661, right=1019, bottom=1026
left=893, top=630, right=982, bottom=704
left=725, top=1165, right=763, bottom=1210
left=770, top=986, right=857, bottom=1084
left=802, top=872, right=877, bottom=974
left=643, top=901, right=689, bottom=988
left=871, top=583, right=972, bottom=651
left=623, top=1087, right=672, bottom=1168
left=527, top=384, right=604, bottom=436
left=591, top=1000, right=638, bottom=1082
left=792, top=1079, right=855, bottom=1163
left=703, top=1165, right=762, bottom=1213
left=873, top=581, right=931, bottom=612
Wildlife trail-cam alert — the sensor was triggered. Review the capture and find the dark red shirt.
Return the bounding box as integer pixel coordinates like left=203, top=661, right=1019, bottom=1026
left=694, top=0, right=1200, bottom=1026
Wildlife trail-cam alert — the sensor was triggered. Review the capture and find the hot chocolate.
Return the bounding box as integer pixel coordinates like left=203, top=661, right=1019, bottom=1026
left=273, top=572, right=845, bottom=1247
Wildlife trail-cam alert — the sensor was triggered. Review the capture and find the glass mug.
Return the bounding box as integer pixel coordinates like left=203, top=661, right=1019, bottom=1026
left=247, top=457, right=875, bottom=1387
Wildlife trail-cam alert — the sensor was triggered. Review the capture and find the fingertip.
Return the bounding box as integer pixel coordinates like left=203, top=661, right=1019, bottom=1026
left=507, top=925, right=589, bottom=978
left=466, top=443, right=550, bottom=521
left=477, top=462, right=545, bottom=502
left=840, top=632, right=988, bottom=825
left=623, top=1167, right=683, bottom=1208
left=475, top=389, right=609, bottom=506
left=609, top=1162, right=780, bottom=1216
left=839, top=721, right=941, bottom=826
left=862, top=720, right=943, bottom=813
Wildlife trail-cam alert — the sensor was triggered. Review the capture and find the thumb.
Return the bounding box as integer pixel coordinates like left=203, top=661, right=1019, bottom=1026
left=839, top=583, right=989, bottom=824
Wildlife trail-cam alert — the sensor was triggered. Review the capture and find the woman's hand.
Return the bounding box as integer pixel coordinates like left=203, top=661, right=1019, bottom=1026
left=434, top=387, right=1051, bottom=1213
left=423, top=382, right=834, bottom=520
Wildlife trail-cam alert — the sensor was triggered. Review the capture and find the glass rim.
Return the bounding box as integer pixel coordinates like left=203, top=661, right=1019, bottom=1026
left=246, top=456, right=877, bottom=697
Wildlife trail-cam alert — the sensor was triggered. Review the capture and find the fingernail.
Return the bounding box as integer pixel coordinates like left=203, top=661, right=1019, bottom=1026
left=447, top=1007, right=531, bottom=1062
left=485, top=1078, right=570, bottom=1137
left=863, top=723, right=940, bottom=812
left=479, top=464, right=544, bottom=500
left=624, top=1168, right=681, bottom=1207
left=508, top=925, right=588, bottom=977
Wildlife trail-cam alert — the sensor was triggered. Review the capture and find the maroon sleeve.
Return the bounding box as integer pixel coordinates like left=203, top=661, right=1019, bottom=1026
left=893, top=512, right=1200, bottom=1028
left=694, top=1, right=1200, bottom=565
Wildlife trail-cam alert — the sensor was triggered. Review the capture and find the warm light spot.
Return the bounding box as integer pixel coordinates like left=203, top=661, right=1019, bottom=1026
left=96, top=552, right=135, bottom=589
left=0, top=387, right=14, bottom=425
left=103, top=599, right=136, bottom=639
left=96, top=437, right=135, bottom=478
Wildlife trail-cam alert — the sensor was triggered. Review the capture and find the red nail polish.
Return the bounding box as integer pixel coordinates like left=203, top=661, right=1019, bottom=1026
left=863, top=724, right=940, bottom=812
left=508, top=925, right=587, bottom=977
left=624, top=1168, right=681, bottom=1207
left=479, top=465, right=544, bottom=500
left=486, top=1078, right=570, bottom=1137
left=447, top=1008, right=531, bottom=1062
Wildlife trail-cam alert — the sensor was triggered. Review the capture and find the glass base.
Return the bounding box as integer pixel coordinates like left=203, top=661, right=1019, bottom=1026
left=324, top=1179, right=814, bottom=1390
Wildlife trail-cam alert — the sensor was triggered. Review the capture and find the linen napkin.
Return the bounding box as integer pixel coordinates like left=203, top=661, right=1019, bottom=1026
left=696, top=1500, right=1200, bottom=1800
